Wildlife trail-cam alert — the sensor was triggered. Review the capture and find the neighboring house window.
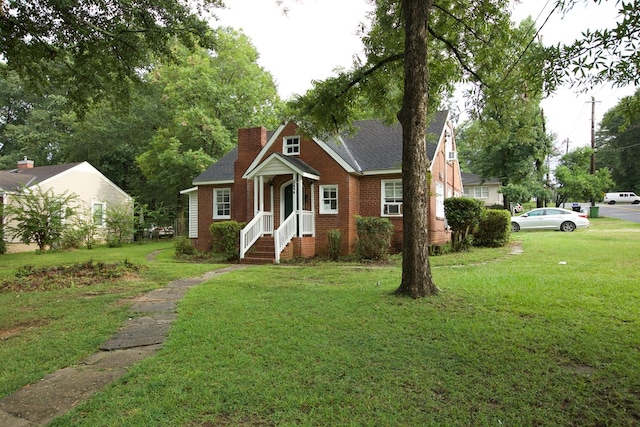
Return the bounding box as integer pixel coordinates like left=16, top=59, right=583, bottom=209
left=474, top=187, right=489, bottom=199
left=92, top=202, right=106, bottom=227
left=320, top=185, right=338, bottom=214
left=382, top=180, right=403, bottom=216
left=213, top=188, right=231, bottom=219
left=436, top=183, right=445, bottom=218
left=283, top=136, right=300, bottom=155
left=463, top=187, right=470, bottom=197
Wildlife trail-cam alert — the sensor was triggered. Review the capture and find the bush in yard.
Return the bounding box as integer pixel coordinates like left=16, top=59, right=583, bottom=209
left=355, top=216, right=394, bottom=261
left=327, top=229, right=343, bottom=261
left=174, top=236, right=196, bottom=257
left=210, top=221, right=245, bottom=261
left=105, top=202, right=135, bottom=247
left=474, top=209, right=511, bottom=248
left=4, top=186, right=80, bottom=251
left=444, top=197, right=484, bottom=252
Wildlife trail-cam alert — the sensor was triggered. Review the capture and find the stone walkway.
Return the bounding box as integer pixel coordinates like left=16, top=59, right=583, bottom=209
left=0, top=265, right=247, bottom=427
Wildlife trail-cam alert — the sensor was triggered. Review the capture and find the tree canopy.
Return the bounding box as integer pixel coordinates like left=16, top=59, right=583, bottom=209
left=555, top=0, right=640, bottom=88
left=596, top=88, right=640, bottom=193
left=0, top=0, right=221, bottom=110
left=554, top=146, right=614, bottom=206
left=1, top=28, right=283, bottom=219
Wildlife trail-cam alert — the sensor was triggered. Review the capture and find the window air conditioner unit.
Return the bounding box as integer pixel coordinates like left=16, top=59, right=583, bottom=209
left=447, top=151, right=458, bottom=161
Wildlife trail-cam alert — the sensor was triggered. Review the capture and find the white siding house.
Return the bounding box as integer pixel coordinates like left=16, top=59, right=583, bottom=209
left=0, top=159, right=132, bottom=248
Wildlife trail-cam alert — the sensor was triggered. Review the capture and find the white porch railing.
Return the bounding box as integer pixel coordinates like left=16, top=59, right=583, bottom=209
left=240, top=211, right=273, bottom=260
left=241, top=210, right=313, bottom=263
left=274, top=212, right=296, bottom=264
left=301, top=210, right=314, bottom=236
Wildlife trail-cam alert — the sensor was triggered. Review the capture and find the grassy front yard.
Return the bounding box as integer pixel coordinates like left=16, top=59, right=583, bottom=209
left=2, top=219, right=640, bottom=426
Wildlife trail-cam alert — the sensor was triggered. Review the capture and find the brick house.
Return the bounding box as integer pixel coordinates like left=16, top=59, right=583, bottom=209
left=181, top=110, right=463, bottom=263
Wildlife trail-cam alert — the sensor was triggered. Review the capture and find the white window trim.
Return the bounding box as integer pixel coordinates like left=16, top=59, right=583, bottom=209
left=92, top=202, right=107, bottom=227
left=436, top=183, right=445, bottom=218
left=213, top=188, right=231, bottom=219
left=474, top=186, right=489, bottom=199
left=319, top=185, right=338, bottom=214
left=283, top=136, right=300, bottom=156
left=381, top=179, right=403, bottom=217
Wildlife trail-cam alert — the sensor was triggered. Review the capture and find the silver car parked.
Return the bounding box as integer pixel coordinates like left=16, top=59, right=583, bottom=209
left=511, top=208, right=590, bottom=232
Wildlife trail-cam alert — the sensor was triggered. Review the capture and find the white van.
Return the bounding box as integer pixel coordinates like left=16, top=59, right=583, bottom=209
left=603, top=192, right=640, bottom=204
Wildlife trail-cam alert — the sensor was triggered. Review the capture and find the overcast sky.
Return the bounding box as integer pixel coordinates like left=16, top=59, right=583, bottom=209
left=216, top=0, right=637, bottom=152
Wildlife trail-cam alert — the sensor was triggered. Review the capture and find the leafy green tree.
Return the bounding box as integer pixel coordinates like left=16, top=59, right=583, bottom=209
left=459, top=18, right=555, bottom=209
left=596, top=88, right=640, bottom=193
left=0, top=65, right=40, bottom=169
left=556, top=0, right=640, bottom=87
left=554, top=147, right=614, bottom=206
left=287, top=0, right=533, bottom=297
left=4, top=186, right=80, bottom=251
left=136, top=31, right=282, bottom=210
left=0, top=0, right=221, bottom=110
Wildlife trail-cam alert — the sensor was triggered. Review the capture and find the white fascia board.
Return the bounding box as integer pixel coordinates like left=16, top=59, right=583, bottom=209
left=362, top=169, right=402, bottom=176
left=180, top=187, right=198, bottom=195
left=192, top=179, right=234, bottom=186
left=314, top=137, right=358, bottom=173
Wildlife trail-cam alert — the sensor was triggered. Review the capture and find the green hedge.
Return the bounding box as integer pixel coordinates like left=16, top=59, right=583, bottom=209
left=444, top=197, right=484, bottom=251
left=474, top=209, right=511, bottom=247
left=210, top=221, right=245, bottom=261
left=355, top=216, right=394, bottom=261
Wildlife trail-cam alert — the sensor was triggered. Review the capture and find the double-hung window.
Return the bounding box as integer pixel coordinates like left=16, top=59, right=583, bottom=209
left=283, top=136, right=300, bottom=155
left=213, top=188, right=231, bottom=219
left=382, top=180, right=403, bottom=216
left=92, top=202, right=106, bottom=227
left=320, top=185, right=338, bottom=214
left=474, top=186, right=489, bottom=199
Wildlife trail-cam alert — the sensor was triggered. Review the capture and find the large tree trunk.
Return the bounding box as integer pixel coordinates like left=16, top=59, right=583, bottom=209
left=394, top=0, right=438, bottom=298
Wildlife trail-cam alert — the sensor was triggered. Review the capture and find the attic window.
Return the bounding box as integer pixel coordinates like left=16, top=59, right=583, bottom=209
left=283, top=136, right=300, bottom=156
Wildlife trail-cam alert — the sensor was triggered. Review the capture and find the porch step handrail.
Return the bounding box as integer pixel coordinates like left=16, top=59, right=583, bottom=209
left=240, top=211, right=273, bottom=259
left=274, top=212, right=297, bottom=264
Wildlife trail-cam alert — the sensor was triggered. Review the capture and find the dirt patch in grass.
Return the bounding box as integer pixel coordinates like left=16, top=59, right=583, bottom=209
left=0, top=318, right=51, bottom=340
left=0, top=260, right=146, bottom=293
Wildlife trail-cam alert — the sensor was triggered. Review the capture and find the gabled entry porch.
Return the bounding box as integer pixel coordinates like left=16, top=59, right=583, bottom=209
left=240, top=153, right=319, bottom=263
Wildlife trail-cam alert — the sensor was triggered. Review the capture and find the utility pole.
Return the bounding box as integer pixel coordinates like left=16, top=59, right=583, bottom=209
left=587, top=96, right=600, bottom=207
left=590, top=96, right=596, bottom=176
left=564, top=138, right=570, bottom=154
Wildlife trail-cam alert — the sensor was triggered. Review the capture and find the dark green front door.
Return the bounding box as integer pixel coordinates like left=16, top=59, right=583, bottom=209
left=284, top=183, right=294, bottom=219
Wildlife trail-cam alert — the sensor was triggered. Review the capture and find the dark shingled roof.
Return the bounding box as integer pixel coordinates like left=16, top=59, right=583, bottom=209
left=0, top=163, right=82, bottom=192
left=192, top=111, right=449, bottom=184
left=193, top=146, right=238, bottom=184
left=461, top=172, right=501, bottom=186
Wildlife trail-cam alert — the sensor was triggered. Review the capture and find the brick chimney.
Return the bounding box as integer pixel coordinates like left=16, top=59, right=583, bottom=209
left=234, top=127, right=268, bottom=223
left=17, top=157, right=34, bottom=169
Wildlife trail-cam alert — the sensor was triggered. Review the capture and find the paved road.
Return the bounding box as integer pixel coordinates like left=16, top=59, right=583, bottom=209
left=593, top=203, right=640, bottom=223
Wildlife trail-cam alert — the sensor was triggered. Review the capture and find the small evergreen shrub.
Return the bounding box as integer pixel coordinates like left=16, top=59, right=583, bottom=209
left=60, top=228, right=84, bottom=249
left=174, top=236, right=196, bottom=257
left=355, top=216, right=394, bottom=261
left=210, top=221, right=245, bottom=261
left=444, top=197, right=484, bottom=252
left=474, top=209, right=511, bottom=247
left=327, top=229, right=343, bottom=261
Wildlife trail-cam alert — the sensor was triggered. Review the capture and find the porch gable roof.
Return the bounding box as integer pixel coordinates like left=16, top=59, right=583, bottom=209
left=244, top=152, right=320, bottom=181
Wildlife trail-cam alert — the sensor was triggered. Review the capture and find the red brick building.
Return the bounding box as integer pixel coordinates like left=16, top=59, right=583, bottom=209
left=181, top=111, right=463, bottom=263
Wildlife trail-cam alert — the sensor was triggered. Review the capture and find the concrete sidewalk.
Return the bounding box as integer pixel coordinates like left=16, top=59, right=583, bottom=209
left=0, top=265, right=247, bottom=427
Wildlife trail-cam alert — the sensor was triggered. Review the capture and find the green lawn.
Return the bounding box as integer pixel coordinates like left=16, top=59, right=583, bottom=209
left=3, top=219, right=640, bottom=426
